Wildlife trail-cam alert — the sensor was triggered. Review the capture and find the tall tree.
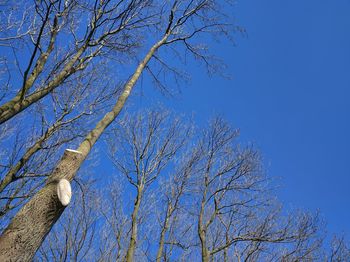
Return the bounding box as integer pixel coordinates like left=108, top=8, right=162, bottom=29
left=0, top=1, right=235, bottom=260
left=0, top=0, right=153, bottom=124
left=107, top=110, right=190, bottom=261
left=36, top=112, right=339, bottom=262
left=34, top=111, right=349, bottom=262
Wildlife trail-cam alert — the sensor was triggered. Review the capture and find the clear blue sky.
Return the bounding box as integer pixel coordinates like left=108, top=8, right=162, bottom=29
left=134, top=0, right=350, bottom=236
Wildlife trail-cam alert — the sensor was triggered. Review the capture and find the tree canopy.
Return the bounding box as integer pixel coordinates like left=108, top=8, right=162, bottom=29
left=0, top=1, right=348, bottom=261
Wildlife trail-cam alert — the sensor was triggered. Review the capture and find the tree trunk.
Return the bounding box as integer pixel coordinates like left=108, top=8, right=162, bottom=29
left=156, top=204, right=172, bottom=262
left=125, top=185, right=143, bottom=262
left=0, top=149, right=84, bottom=261
left=199, top=186, right=210, bottom=262
left=199, top=229, right=210, bottom=262
left=0, top=33, right=169, bottom=261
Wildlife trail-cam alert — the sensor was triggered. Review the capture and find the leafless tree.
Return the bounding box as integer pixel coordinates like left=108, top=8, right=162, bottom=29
left=96, top=180, right=129, bottom=261
left=154, top=148, right=202, bottom=262
left=0, top=2, right=347, bottom=262
left=31, top=112, right=348, bottom=262
left=0, top=61, right=117, bottom=225
left=0, top=0, right=154, bottom=124
left=106, top=109, right=190, bottom=261
left=103, top=115, right=326, bottom=262
left=327, top=236, right=350, bottom=262
left=184, top=118, right=322, bottom=262
left=0, top=1, right=237, bottom=260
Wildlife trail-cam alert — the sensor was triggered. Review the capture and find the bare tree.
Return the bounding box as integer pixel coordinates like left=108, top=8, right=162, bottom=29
left=327, top=236, right=350, bottom=262
left=180, top=118, right=323, bottom=262
left=0, top=1, right=235, bottom=260
left=106, top=109, right=190, bottom=261
left=1, top=2, right=345, bottom=262
left=96, top=180, right=129, bottom=261
left=0, top=0, right=153, bottom=124
left=30, top=112, right=347, bottom=262
left=102, top=115, right=325, bottom=262
left=154, top=148, right=201, bottom=262
left=0, top=61, right=116, bottom=222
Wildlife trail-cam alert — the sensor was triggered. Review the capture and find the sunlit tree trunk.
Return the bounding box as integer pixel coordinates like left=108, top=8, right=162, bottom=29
left=156, top=204, right=172, bottom=262
left=0, top=149, right=84, bottom=261
left=0, top=34, right=169, bottom=261
left=125, top=185, right=144, bottom=262
left=198, top=200, right=210, bottom=262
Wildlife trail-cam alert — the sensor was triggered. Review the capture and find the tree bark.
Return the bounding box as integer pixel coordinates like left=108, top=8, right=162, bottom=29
left=156, top=204, right=171, bottom=262
left=0, top=33, right=169, bottom=261
left=0, top=149, right=84, bottom=261
left=125, top=185, right=143, bottom=262
left=199, top=232, right=210, bottom=262
left=199, top=184, right=210, bottom=262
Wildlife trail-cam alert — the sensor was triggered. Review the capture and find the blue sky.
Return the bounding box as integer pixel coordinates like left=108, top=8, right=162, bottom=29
left=134, top=0, right=350, bottom=236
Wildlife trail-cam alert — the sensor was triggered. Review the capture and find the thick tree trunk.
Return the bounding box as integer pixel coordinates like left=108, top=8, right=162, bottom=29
left=0, top=33, right=169, bottom=261
left=0, top=149, right=84, bottom=262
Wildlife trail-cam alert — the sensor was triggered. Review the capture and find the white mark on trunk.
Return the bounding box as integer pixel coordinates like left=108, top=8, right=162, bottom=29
left=66, top=149, right=82, bottom=154
left=57, top=179, right=72, bottom=206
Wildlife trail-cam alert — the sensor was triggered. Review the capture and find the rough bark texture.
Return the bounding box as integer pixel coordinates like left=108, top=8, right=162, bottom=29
left=0, top=34, right=168, bottom=261
left=0, top=150, right=84, bottom=262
